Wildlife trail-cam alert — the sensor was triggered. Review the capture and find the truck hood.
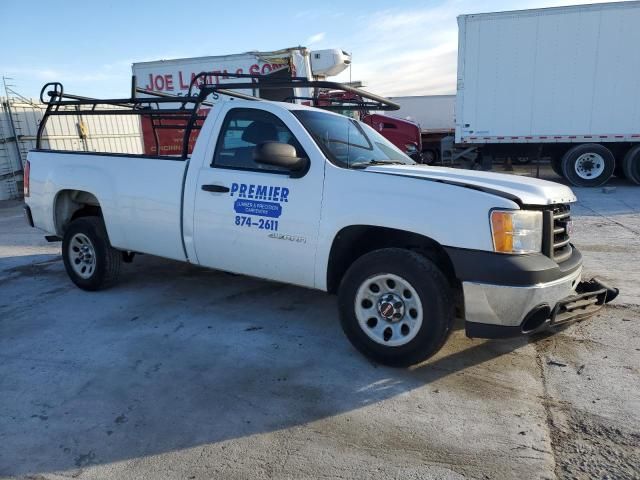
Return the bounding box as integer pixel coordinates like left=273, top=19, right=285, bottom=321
left=364, top=164, right=577, bottom=205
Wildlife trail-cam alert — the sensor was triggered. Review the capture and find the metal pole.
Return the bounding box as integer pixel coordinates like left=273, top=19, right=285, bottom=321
left=2, top=77, right=25, bottom=171
left=536, top=145, right=543, bottom=179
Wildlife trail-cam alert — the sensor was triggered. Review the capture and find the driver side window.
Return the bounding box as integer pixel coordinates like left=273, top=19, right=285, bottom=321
left=212, top=108, right=306, bottom=173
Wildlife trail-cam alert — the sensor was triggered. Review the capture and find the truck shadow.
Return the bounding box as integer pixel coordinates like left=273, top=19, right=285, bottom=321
left=1, top=254, right=532, bottom=476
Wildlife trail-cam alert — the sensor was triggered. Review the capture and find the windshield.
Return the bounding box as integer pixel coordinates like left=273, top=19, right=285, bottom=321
left=293, top=110, right=416, bottom=169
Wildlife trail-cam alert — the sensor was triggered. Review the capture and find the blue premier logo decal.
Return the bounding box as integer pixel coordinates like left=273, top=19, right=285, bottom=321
left=230, top=182, right=289, bottom=231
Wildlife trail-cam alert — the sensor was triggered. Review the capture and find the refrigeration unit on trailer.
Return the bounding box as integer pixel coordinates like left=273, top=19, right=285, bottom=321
left=456, top=1, right=640, bottom=186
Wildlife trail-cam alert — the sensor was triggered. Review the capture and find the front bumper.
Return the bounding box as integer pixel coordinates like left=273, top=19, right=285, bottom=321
left=464, top=274, right=619, bottom=339
left=442, top=246, right=618, bottom=339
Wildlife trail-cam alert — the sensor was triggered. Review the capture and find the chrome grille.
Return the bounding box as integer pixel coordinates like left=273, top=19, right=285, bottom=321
left=551, top=205, right=572, bottom=263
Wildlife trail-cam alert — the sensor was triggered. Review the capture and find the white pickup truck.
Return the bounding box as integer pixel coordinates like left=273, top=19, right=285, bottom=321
left=23, top=79, right=617, bottom=366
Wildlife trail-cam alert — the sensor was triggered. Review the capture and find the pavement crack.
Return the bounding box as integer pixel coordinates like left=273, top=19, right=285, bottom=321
left=534, top=343, right=559, bottom=480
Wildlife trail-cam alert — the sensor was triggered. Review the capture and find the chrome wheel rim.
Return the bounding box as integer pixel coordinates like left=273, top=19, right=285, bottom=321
left=575, top=153, right=605, bottom=179
left=354, top=273, right=423, bottom=347
left=69, top=233, right=96, bottom=279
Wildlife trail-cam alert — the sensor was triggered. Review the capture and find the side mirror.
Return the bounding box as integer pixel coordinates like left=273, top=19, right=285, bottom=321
left=254, top=142, right=309, bottom=176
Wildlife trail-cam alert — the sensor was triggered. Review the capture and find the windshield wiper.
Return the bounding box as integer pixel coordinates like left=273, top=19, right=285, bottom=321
left=350, top=160, right=408, bottom=169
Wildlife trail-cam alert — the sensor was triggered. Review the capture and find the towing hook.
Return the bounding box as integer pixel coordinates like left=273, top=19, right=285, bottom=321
left=580, top=277, right=619, bottom=303
left=594, top=277, right=620, bottom=303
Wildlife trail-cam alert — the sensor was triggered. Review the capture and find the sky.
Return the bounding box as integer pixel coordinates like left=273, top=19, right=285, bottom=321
left=0, top=0, right=625, bottom=99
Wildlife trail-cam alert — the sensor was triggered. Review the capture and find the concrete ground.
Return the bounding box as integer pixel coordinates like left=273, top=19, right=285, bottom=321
left=0, top=171, right=638, bottom=479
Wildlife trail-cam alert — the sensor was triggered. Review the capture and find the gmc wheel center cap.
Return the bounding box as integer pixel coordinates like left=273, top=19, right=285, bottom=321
left=377, top=293, right=405, bottom=322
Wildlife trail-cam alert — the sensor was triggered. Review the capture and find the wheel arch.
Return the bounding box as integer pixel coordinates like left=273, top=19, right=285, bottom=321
left=53, top=189, right=102, bottom=236
left=326, top=225, right=459, bottom=295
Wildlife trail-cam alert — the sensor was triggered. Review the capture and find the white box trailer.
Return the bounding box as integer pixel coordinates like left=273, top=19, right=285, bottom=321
left=456, top=1, right=640, bottom=186
left=132, top=47, right=351, bottom=155
left=132, top=47, right=351, bottom=95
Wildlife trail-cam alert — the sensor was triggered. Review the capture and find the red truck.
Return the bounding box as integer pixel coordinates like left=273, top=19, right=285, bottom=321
left=361, top=114, right=422, bottom=162
left=316, top=90, right=423, bottom=161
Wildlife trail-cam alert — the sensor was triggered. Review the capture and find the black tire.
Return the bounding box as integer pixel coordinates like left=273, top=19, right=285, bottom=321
left=550, top=157, right=564, bottom=177
left=338, top=248, right=454, bottom=367
left=62, top=216, right=122, bottom=291
left=622, top=145, right=640, bottom=185
left=422, top=149, right=438, bottom=165
left=560, top=144, right=615, bottom=187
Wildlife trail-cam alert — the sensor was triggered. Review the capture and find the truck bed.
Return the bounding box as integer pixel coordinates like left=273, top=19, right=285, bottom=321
left=26, top=150, right=189, bottom=261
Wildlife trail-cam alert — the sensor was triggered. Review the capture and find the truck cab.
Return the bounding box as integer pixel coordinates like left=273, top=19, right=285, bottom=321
left=360, top=113, right=422, bottom=161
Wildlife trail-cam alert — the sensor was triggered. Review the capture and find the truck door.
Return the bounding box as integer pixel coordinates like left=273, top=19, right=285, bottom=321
left=192, top=105, right=323, bottom=288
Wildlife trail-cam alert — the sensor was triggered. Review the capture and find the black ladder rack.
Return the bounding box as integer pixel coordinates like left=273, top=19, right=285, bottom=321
left=36, top=72, right=400, bottom=159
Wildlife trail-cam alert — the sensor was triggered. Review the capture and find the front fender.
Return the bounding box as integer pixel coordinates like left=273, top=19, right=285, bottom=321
left=314, top=164, right=518, bottom=290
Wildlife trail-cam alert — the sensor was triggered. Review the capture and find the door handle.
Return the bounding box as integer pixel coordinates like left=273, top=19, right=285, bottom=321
left=201, top=184, right=230, bottom=193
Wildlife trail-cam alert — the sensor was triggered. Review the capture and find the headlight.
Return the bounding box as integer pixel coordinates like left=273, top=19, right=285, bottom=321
left=490, top=210, right=542, bottom=254
left=405, top=143, right=418, bottom=154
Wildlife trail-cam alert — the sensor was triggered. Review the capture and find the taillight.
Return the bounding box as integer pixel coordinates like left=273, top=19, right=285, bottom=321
left=23, top=160, right=30, bottom=197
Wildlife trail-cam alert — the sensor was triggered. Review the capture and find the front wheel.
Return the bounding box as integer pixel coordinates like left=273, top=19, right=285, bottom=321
left=338, top=248, right=454, bottom=367
left=62, top=216, right=122, bottom=291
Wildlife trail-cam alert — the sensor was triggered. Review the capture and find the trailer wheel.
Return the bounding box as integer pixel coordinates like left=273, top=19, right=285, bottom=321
left=62, top=216, right=122, bottom=291
left=338, top=248, right=453, bottom=367
left=561, top=144, right=615, bottom=187
left=622, top=145, right=640, bottom=185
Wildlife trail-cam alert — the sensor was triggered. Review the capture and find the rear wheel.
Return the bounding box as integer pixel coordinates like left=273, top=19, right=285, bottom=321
left=338, top=248, right=454, bottom=367
left=622, top=145, right=640, bottom=185
left=62, top=216, right=122, bottom=291
left=561, top=144, right=615, bottom=187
